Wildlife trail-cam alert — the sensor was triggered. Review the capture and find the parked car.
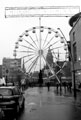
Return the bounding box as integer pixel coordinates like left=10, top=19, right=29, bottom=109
left=0, top=85, right=25, bottom=119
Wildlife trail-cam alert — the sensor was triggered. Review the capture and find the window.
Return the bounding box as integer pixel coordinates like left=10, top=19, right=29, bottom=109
left=73, top=32, right=75, bottom=41
left=13, top=87, right=20, bottom=95
left=0, top=88, right=12, bottom=96
left=73, top=42, right=77, bottom=61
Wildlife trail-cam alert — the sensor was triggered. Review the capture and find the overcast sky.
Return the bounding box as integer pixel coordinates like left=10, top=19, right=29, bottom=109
left=0, top=0, right=81, bottom=64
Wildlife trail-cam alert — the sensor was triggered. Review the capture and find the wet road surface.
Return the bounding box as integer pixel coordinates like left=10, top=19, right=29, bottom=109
left=14, top=87, right=81, bottom=120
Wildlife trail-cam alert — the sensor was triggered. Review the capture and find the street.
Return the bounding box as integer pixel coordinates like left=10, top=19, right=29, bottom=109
left=11, top=86, right=81, bottom=120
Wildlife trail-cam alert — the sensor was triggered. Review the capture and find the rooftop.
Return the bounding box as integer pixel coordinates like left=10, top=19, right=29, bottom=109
left=69, top=12, right=81, bottom=27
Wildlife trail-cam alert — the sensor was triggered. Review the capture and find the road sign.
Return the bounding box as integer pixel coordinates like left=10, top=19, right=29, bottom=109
left=5, top=6, right=80, bottom=18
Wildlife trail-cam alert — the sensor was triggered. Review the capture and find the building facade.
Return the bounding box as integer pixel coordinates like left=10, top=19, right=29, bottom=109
left=69, top=12, right=81, bottom=88
left=0, top=65, right=2, bottom=78
left=2, top=57, right=21, bottom=83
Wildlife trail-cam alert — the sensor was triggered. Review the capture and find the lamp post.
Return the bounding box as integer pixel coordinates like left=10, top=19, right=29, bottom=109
left=57, top=28, right=76, bottom=98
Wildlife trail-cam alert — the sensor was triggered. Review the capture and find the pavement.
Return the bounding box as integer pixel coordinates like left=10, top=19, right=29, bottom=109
left=17, top=86, right=81, bottom=120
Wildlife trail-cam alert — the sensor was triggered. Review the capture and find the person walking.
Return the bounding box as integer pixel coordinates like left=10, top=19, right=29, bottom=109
left=47, top=82, right=50, bottom=91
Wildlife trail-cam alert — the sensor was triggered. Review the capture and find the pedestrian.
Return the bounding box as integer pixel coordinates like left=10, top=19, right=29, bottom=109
left=69, top=82, right=72, bottom=92
left=47, top=82, right=50, bottom=91
left=56, top=82, right=59, bottom=92
left=63, top=82, right=66, bottom=93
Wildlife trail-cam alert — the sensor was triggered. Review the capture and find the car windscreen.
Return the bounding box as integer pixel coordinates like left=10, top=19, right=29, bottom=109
left=0, top=88, right=12, bottom=96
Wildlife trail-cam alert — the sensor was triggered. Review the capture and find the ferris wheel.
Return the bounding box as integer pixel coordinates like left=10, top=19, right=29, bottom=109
left=13, top=26, right=68, bottom=82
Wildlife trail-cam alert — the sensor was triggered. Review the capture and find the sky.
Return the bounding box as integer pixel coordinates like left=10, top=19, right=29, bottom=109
left=0, top=0, right=81, bottom=65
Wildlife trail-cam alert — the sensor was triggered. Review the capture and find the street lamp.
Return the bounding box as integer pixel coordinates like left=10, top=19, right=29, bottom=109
left=57, top=28, right=76, bottom=98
